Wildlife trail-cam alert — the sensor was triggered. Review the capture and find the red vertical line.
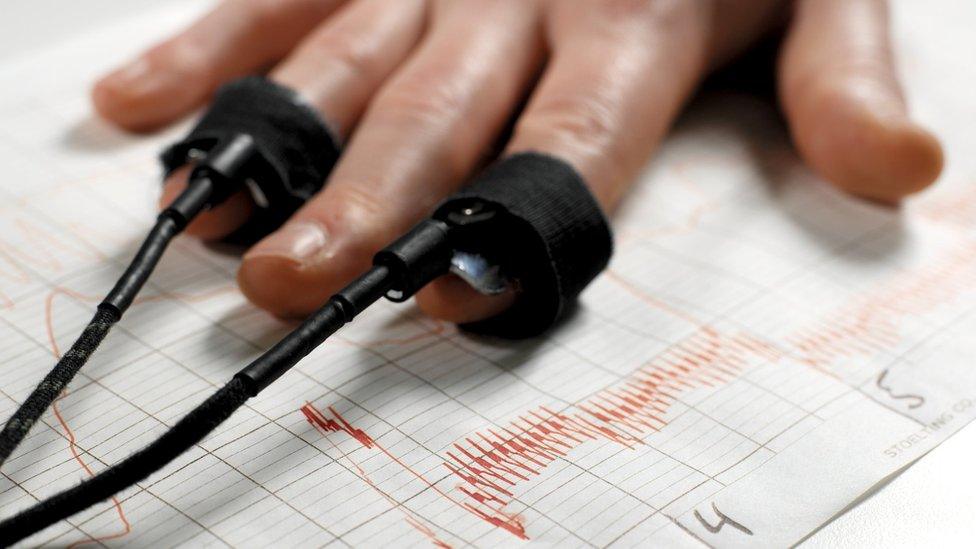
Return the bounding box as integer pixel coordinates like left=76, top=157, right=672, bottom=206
left=512, top=416, right=565, bottom=462
left=600, top=388, right=653, bottom=424
left=515, top=416, right=573, bottom=456
left=788, top=336, right=816, bottom=356
left=446, top=470, right=527, bottom=538
left=573, top=411, right=641, bottom=447
left=326, top=405, right=375, bottom=448
left=672, top=340, right=707, bottom=368
left=620, top=379, right=654, bottom=406
left=301, top=403, right=336, bottom=432
left=631, top=371, right=661, bottom=388
left=824, top=324, right=856, bottom=348
left=448, top=447, right=517, bottom=493
left=622, top=380, right=671, bottom=414
left=539, top=406, right=601, bottom=438
left=809, top=327, right=843, bottom=356
left=504, top=419, right=561, bottom=464
left=619, top=403, right=665, bottom=431
left=444, top=460, right=514, bottom=500
left=643, top=369, right=667, bottom=383
left=678, top=350, right=727, bottom=385
left=527, top=413, right=587, bottom=448
left=841, top=327, right=876, bottom=356
left=527, top=410, right=584, bottom=446
left=620, top=383, right=655, bottom=406
left=738, top=335, right=783, bottom=361
left=498, top=423, right=561, bottom=466
left=687, top=333, right=720, bottom=360
left=460, top=492, right=525, bottom=522
left=620, top=388, right=666, bottom=417
left=462, top=502, right=527, bottom=540
left=598, top=393, right=657, bottom=433
left=404, top=517, right=452, bottom=549
left=630, top=406, right=667, bottom=430
left=554, top=410, right=612, bottom=443
left=544, top=410, right=602, bottom=446
left=309, top=404, right=532, bottom=541
left=703, top=357, right=741, bottom=379
left=696, top=364, right=729, bottom=387
left=457, top=485, right=506, bottom=506
left=306, top=407, right=452, bottom=548
left=649, top=399, right=671, bottom=414
left=664, top=352, right=696, bottom=372
left=526, top=416, right=577, bottom=454
left=575, top=404, right=639, bottom=447
left=590, top=397, right=647, bottom=434
left=614, top=386, right=654, bottom=409
left=656, top=387, right=679, bottom=402
left=465, top=437, right=531, bottom=482
left=657, top=363, right=700, bottom=390
left=852, top=313, right=890, bottom=349
left=655, top=383, right=681, bottom=397
left=487, top=427, right=548, bottom=469
left=476, top=431, right=540, bottom=477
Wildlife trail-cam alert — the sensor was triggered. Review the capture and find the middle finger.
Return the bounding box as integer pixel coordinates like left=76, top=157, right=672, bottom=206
left=237, top=0, right=545, bottom=317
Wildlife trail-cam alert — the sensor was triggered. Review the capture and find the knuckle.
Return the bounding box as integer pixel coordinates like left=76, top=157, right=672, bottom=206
left=520, top=94, right=618, bottom=144
left=596, top=0, right=659, bottom=18
left=236, top=0, right=289, bottom=21
left=374, top=74, right=467, bottom=126
left=303, top=31, right=382, bottom=82
left=573, top=0, right=709, bottom=27
left=234, top=0, right=331, bottom=26
left=435, top=0, right=533, bottom=16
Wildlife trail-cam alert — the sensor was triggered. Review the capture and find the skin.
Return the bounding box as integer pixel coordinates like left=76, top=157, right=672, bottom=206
left=93, top=0, right=943, bottom=323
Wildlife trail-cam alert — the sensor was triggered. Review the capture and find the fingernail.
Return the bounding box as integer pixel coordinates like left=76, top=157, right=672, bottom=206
left=244, top=220, right=330, bottom=265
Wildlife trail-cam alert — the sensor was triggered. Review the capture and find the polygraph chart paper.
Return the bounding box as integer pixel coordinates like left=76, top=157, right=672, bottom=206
left=1, top=0, right=975, bottom=546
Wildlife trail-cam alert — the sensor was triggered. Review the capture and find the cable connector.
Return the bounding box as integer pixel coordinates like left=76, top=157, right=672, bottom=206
left=374, top=220, right=454, bottom=302
left=160, top=76, right=340, bottom=242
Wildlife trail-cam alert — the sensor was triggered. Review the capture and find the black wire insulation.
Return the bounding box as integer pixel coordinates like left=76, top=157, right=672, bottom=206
left=0, top=307, right=118, bottom=469
left=0, top=377, right=251, bottom=546
left=0, top=178, right=215, bottom=470
left=0, top=265, right=402, bottom=545
left=236, top=265, right=395, bottom=394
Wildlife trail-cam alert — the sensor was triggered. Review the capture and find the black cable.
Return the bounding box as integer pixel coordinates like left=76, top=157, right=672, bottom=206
left=0, top=377, right=251, bottom=546
left=0, top=178, right=215, bottom=469
left=0, top=265, right=401, bottom=546
left=0, top=307, right=118, bottom=467
left=0, top=152, right=615, bottom=544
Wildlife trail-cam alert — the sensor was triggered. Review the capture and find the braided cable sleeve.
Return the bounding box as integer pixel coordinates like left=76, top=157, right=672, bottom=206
left=0, top=307, right=118, bottom=467
left=0, top=215, right=181, bottom=469
left=0, top=377, right=251, bottom=546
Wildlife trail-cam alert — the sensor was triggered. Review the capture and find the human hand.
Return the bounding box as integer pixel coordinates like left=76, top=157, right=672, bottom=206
left=93, top=0, right=943, bottom=323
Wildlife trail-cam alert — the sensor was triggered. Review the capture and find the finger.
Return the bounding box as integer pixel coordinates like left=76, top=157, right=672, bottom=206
left=271, top=0, right=429, bottom=137
left=159, top=166, right=254, bottom=240
left=93, top=0, right=345, bottom=132
left=159, top=0, right=428, bottom=240
left=779, top=0, right=944, bottom=203
left=416, top=0, right=717, bottom=324
left=237, top=0, right=545, bottom=318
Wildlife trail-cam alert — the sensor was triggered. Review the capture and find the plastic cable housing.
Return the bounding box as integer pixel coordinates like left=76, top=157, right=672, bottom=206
left=160, top=76, right=340, bottom=242
left=433, top=152, right=613, bottom=337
